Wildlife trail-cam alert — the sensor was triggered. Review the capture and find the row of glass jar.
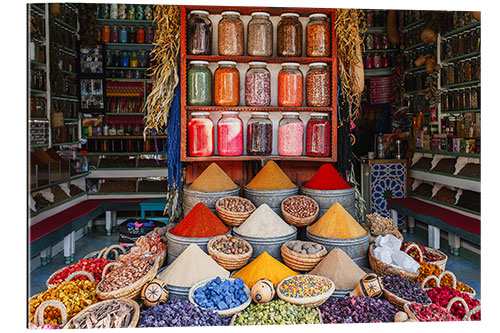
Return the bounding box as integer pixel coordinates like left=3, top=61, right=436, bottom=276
left=398, top=10, right=424, bottom=28
left=188, top=10, right=331, bottom=57
left=105, top=49, right=150, bottom=68
left=364, top=33, right=392, bottom=51
left=52, top=23, right=77, bottom=50
left=107, top=69, right=146, bottom=79
left=86, top=139, right=160, bottom=153
left=364, top=52, right=394, bottom=69
left=30, top=69, right=46, bottom=91
left=97, top=4, right=153, bottom=21
left=100, top=25, right=155, bottom=44
left=403, top=23, right=426, bottom=48
left=365, top=11, right=387, bottom=27
left=440, top=88, right=480, bottom=111
left=188, top=61, right=331, bottom=107
left=402, top=44, right=435, bottom=70
left=441, top=11, right=477, bottom=34
left=188, top=111, right=331, bottom=157
left=404, top=70, right=427, bottom=92
left=440, top=57, right=480, bottom=86
left=54, top=3, right=78, bottom=28
left=441, top=27, right=480, bottom=60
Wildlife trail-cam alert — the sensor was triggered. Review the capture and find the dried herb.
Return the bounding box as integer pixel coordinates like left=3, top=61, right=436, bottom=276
left=458, top=163, right=480, bottom=179
left=432, top=158, right=456, bottom=174
left=457, top=190, right=480, bottom=213
left=412, top=183, right=433, bottom=198
left=432, top=187, right=457, bottom=205
left=413, top=157, right=432, bottom=170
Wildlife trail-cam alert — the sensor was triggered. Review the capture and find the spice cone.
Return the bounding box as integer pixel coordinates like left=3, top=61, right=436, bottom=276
left=189, top=163, right=238, bottom=192
left=246, top=161, right=296, bottom=190
left=308, top=202, right=367, bottom=239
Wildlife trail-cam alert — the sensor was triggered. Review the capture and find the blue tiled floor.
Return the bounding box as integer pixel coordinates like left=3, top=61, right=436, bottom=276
left=29, top=228, right=480, bottom=299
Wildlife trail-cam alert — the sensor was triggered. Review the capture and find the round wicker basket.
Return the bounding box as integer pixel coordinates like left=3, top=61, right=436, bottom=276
left=403, top=242, right=448, bottom=271
left=30, top=300, right=68, bottom=328
left=229, top=306, right=323, bottom=325
left=382, top=288, right=431, bottom=310
left=280, top=241, right=327, bottom=272
left=280, top=195, right=319, bottom=227
left=421, top=270, right=477, bottom=298
left=368, top=244, right=419, bottom=280
left=215, top=196, right=256, bottom=227
left=447, top=296, right=481, bottom=321
left=276, top=275, right=335, bottom=307
left=63, top=298, right=140, bottom=329
left=207, top=236, right=253, bottom=271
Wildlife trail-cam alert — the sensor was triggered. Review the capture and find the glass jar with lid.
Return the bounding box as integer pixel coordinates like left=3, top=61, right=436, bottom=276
left=464, top=88, right=471, bottom=110
left=306, top=13, right=331, bottom=57
left=129, top=51, right=139, bottom=68
left=187, top=10, right=212, bottom=55
left=306, top=62, right=331, bottom=107
left=278, top=112, right=304, bottom=156
left=138, top=50, right=148, bottom=68
left=277, top=13, right=303, bottom=57
left=129, top=26, right=137, bottom=43
left=217, top=111, right=243, bottom=156
left=245, top=62, right=271, bottom=107
left=214, top=61, right=239, bottom=106
left=112, top=49, right=121, bottom=67
left=109, top=4, right=118, bottom=19
left=306, top=113, right=331, bottom=157
left=137, top=26, right=145, bottom=44
left=119, top=26, right=128, bottom=43
left=247, top=11, right=273, bottom=57
left=145, top=26, right=154, bottom=44
left=188, top=112, right=214, bottom=157
left=105, top=49, right=113, bottom=67
left=218, top=11, right=244, bottom=56
left=110, top=26, right=119, bottom=43
left=120, top=51, right=129, bottom=67
left=278, top=62, right=303, bottom=107
left=187, top=61, right=212, bottom=106
left=457, top=33, right=464, bottom=55
left=247, top=112, right=273, bottom=156
left=102, top=25, right=110, bottom=43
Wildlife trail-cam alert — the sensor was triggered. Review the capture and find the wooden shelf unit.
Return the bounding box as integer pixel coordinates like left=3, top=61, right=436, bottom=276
left=179, top=5, right=338, bottom=162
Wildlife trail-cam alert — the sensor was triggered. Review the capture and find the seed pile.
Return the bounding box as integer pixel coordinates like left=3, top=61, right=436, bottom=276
left=407, top=302, right=459, bottom=322
left=427, top=286, right=480, bottom=321
left=53, top=185, right=70, bottom=203
left=432, top=187, right=457, bottom=205
left=432, top=158, right=457, bottom=174
left=412, top=157, right=432, bottom=170
left=286, top=240, right=323, bottom=255
left=303, top=163, right=351, bottom=190
left=319, top=297, right=398, bottom=323
left=234, top=204, right=294, bottom=238
left=381, top=275, right=431, bottom=304
left=189, top=163, right=238, bottom=192
left=33, top=193, right=51, bottom=210
left=458, top=163, right=480, bottom=178
left=308, top=202, right=367, bottom=239
left=457, top=190, right=480, bottom=212
left=66, top=300, right=136, bottom=329
left=218, top=197, right=255, bottom=213
left=412, top=183, right=433, bottom=198
left=233, top=300, right=321, bottom=325
left=282, top=196, right=317, bottom=218
left=69, top=184, right=84, bottom=196
left=138, top=180, right=167, bottom=193
left=98, top=257, right=155, bottom=293
left=279, top=275, right=331, bottom=298
left=99, top=157, right=136, bottom=168
left=211, top=235, right=250, bottom=255
left=99, top=179, right=136, bottom=193
left=246, top=160, right=296, bottom=190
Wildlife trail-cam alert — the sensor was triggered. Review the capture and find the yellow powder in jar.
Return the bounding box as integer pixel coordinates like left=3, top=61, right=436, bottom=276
left=246, top=161, right=296, bottom=190
left=308, top=203, right=367, bottom=239
left=189, top=163, right=238, bottom=192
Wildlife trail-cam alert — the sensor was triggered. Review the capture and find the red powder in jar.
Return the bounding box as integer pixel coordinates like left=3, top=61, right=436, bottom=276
left=169, top=202, right=229, bottom=238
left=278, top=71, right=303, bottom=106
left=303, top=164, right=351, bottom=190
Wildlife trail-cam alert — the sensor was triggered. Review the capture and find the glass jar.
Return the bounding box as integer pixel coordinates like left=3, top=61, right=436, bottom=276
left=136, top=5, right=144, bottom=20
left=472, top=58, right=479, bottom=80
left=373, top=53, right=382, bottom=69
left=188, top=112, right=214, bottom=157
left=471, top=87, right=479, bottom=109
left=130, top=51, right=138, bottom=68
left=214, top=61, right=239, bottom=106
left=109, top=4, right=118, bottom=19
left=278, top=112, right=304, bottom=156
left=187, top=61, right=212, bottom=106
left=102, top=25, right=110, bottom=43
left=374, top=33, right=382, bottom=50
left=278, top=62, right=303, bottom=107
left=144, top=5, right=153, bottom=20
left=441, top=92, right=448, bottom=112
left=99, top=4, right=109, bottom=19
left=464, top=88, right=471, bottom=110
left=129, top=26, right=137, bottom=43
left=470, top=28, right=479, bottom=53
left=464, top=59, right=472, bottom=82
left=458, top=89, right=466, bottom=110
left=306, top=13, right=331, bottom=57
left=277, top=13, right=303, bottom=57
left=365, top=34, right=374, bottom=50
left=247, top=11, right=273, bottom=57
left=448, top=90, right=455, bottom=111
left=137, top=26, right=145, bottom=44
left=119, top=26, right=128, bottom=43
left=462, top=31, right=470, bottom=54
left=138, top=50, right=148, bottom=68
left=110, top=26, right=119, bottom=43
left=306, top=62, right=331, bottom=107
left=217, top=111, right=243, bottom=156
left=105, top=49, right=113, bottom=67
left=145, top=26, right=154, bottom=44
left=218, top=11, right=244, bottom=56
left=187, top=10, right=212, bottom=55
left=447, top=65, right=455, bottom=86
left=457, top=33, right=464, bottom=55
left=120, top=51, right=129, bottom=67
left=365, top=54, right=374, bottom=69
left=113, top=49, right=121, bottom=67
left=306, top=113, right=331, bottom=157
left=245, top=62, right=271, bottom=107
left=450, top=36, right=458, bottom=58
left=247, top=112, right=273, bottom=156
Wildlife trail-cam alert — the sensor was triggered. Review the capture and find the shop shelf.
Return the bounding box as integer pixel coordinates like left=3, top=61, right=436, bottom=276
left=30, top=89, right=47, bottom=95
left=362, top=48, right=399, bottom=54
left=30, top=172, right=90, bottom=193
left=56, top=45, right=77, bottom=56
left=441, top=80, right=480, bottom=90
left=52, top=94, right=78, bottom=101
left=105, top=113, right=144, bottom=116
left=409, top=194, right=480, bottom=217
left=88, top=193, right=165, bottom=199
left=182, top=155, right=335, bottom=162
left=404, top=65, right=425, bottom=73
left=96, top=18, right=154, bottom=25
left=364, top=68, right=393, bottom=77
left=88, top=169, right=167, bottom=179
left=63, top=118, right=79, bottom=122
left=441, top=52, right=480, bottom=64
left=30, top=59, right=46, bottom=67
left=30, top=4, right=45, bottom=14
left=185, top=106, right=333, bottom=113
left=30, top=144, right=49, bottom=149
left=29, top=117, right=49, bottom=121
left=441, top=21, right=481, bottom=39
left=61, top=69, right=77, bottom=76
left=85, top=135, right=166, bottom=139
left=104, top=43, right=155, bottom=47
left=410, top=149, right=480, bottom=159
left=106, top=67, right=149, bottom=70
left=403, top=18, right=425, bottom=31
left=87, top=152, right=167, bottom=156
left=31, top=35, right=46, bottom=44
left=441, top=109, right=481, bottom=114
left=403, top=42, right=427, bottom=52
left=185, top=54, right=333, bottom=65
left=106, top=78, right=151, bottom=81
left=403, top=88, right=426, bottom=95
left=366, top=26, right=386, bottom=34
left=53, top=18, right=78, bottom=32
left=30, top=192, right=87, bottom=218
left=410, top=168, right=480, bottom=192
left=51, top=141, right=80, bottom=147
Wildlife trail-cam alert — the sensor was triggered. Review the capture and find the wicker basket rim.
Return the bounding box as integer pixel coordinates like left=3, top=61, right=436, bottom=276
left=403, top=301, right=461, bottom=322
left=281, top=195, right=319, bottom=219
left=280, top=241, right=327, bottom=259
left=404, top=242, right=448, bottom=262
left=276, top=275, right=335, bottom=305
left=368, top=244, right=419, bottom=278
left=215, top=197, right=256, bottom=216
left=207, top=235, right=253, bottom=259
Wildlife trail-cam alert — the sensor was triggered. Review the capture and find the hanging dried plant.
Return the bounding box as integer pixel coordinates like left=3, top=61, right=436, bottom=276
left=143, top=5, right=181, bottom=136
left=78, top=3, right=99, bottom=47
left=335, top=9, right=366, bottom=121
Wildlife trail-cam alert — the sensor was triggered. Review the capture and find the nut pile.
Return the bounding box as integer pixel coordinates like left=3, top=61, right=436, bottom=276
left=98, top=257, right=155, bottom=293
left=282, top=196, right=317, bottom=218
left=218, top=197, right=255, bottom=213
left=286, top=240, right=323, bottom=255
left=211, top=235, right=250, bottom=255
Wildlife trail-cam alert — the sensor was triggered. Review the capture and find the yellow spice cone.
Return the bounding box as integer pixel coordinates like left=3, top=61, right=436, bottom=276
left=308, top=202, right=367, bottom=239
left=246, top=160, right=295, bottom=190
left=189, top=162, right=238, bottom=192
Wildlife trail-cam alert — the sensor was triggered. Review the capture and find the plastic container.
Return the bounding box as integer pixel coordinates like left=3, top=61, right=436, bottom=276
left=306, top=13, right=331, bottom=57
left=306, top=62, right=331, bottom=106
left=187, top=10, right=212, bottom=55
left=278, top=112, right=304, bottom=156
left=277, top=13, right=303, bottom=57
left=217, top=111, right=243, bottom=156
left=214, top=61, right=239, bottom=106
left=187, top=61, right=212, bottom=106
left=187, top=112, right=214, bottom=157
left=246, top=112, right=272, bottom=156
left=278, top=62, right=303, bottom=106
left=245, top=62, right=271, bottom=106
left=247, top=11, right=273, bottom=57
left=218, top=11, right=244, bottom=56
left=306, top=113, right=331, bottom=157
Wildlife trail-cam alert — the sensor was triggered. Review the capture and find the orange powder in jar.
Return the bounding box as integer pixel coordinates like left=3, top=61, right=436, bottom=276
left=214, top=61, right=240, bottom=106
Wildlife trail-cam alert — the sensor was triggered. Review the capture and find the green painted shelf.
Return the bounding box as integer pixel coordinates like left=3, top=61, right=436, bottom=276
left=410, top=149, right=480, bottom=159
left=30, top=173, right=90, bottom=193
left=30, top=192, right=87, bottom=216
left=53, top=18, right=78, bottom=32
left=106, top=67, right=149, bottom=70
left=105, top=113, right=144, bottom=116
left=30, top=89, right=47, bottom=95
left=64, top=118, right=79, bottom=122
left=441, top=52, right=480, bottom=64
left=96, top=18, right=154, bottom=25
left=411, top=168, right=480, bottom=183
left=363, top=48, right=399, bottom=54
left=61, top=70, right=77, bottom=76
left=404, top=42, right=427, bottom=52
left=404, top=88, right=426, bottom=95
left=52, top=94, right=78, bottom=101
left=29, top=117, right=49, bottom=121
left=106, top=78, right=151, bottom=81
left=364, top=68, right=393, bottom=76
left=104, top=43, right=154, bottom=47
left=441, top=80, right=480, bottom=89
left=30, top=60, right=46, bottom=67
left=441, top=21, right=481, bottom=39
left=404, top=65, right=425, bottom=73
left=87, top=152, right=167, bottom=156
left=403, top=18, right=425, bottom=31
left=30, top=4, right=45, bottom=14
left=410, top=194, right=480, bottom=216
left=51, top=141, right=80, bottom=147
left=30, top=144, right=49, bottom=149
left=441, top=109, right=480, bottom=114
left=366, top=26, right=386, bottom=34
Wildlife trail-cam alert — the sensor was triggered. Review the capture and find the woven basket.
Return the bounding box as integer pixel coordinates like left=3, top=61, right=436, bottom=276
left=188, top=278, right=252, bottom=317
left=96, top=256, right=160, bottom=300
left=280, top=195, right=319, bottom=227
left=383, top=288, right=431, bottom=310
left=280, top=241, right=327, bottom=272
left=229, top=307, right=323, bottom=325
left=276, top=275, right=335, bottom=307
left=30, top=300, right=68, bottom=328
left=404, top=242, right=448, bottom=271
left=368, top=244, right=419, bottom=280
left=215, top=196, right=256, bottom=227
left=446, top=296, right=481, bottom=321
left=83, top=244, right=127, bottom=260
left=207, top=236, right=253, bottom=271
left=421, top=270, right=477, bottom=298
left=63, top=298, right=140, bottom=329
